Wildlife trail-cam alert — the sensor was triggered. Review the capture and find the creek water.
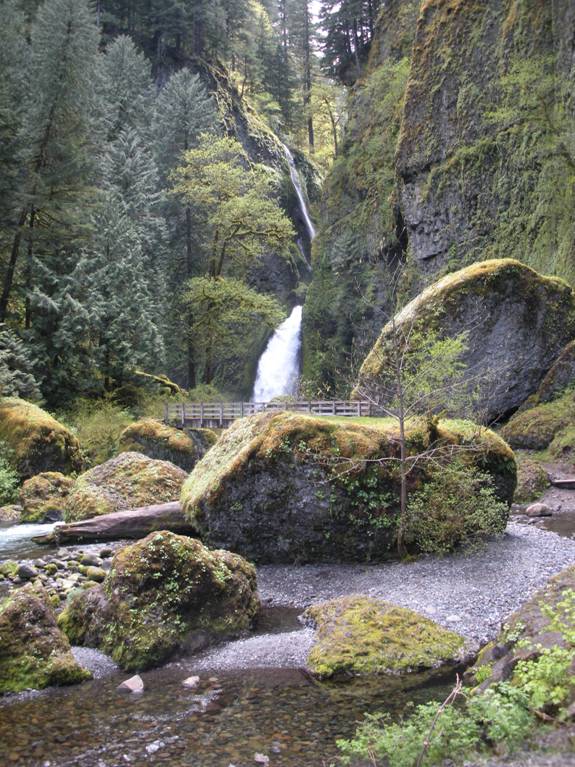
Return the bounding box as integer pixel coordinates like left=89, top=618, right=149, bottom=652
left=251, top=146, right=315, bottom=403
left=0, top=522, right=57, bottom=559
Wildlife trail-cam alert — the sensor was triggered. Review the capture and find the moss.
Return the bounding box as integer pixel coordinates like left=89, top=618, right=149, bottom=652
left=119, top=418, right=217, bottom=472
left=58, top=531, right=260, bottom=671
left=305, top=596, right=464, bottom=679
left=514, top=454, right=550, bottom=504
left=20, top=472, right=75, bottom=522
left=0, top=584, right=91, bottom=693
left=0, top=398, right=83, bottom=479
left=64, top=452, right=187, bottom=522
left=549, top=426, right=575, bottom=461
left=501, top=389, right=575, bottom=451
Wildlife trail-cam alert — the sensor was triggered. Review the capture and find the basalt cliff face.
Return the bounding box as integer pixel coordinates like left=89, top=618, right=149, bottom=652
left=303, top=0, right=575, bottom=394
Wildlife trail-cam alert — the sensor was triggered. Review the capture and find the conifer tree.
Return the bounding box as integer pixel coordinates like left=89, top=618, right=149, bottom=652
left=0, top=325, right=42, bottom=401
left=0, top=0, right=101, bottom=326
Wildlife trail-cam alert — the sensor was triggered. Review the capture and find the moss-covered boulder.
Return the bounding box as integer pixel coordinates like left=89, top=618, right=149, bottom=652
left=119, top=418, right=217, bottom=472
left=0, top=584, right=91, bottom=694
left=514, top=455, right=550, bottom=505
left=181, top=411, right=515, bottom=564
left=20, top=472, right=75, bottom=522
left=355, top=260, right=575, bottom=424
left=468, top=566, right=575, bottom=699
left=0, top=398, right=83, bottom=479
left=59, top=531, right=260, bottom=671
left=0, top=505, right=22, bottom=523
left=532, top=341, right=575, bottom=406
left=501, top=389, right=575, bottom=452
left=305, top=596, right=465, bottom=679
left=64, top=452, right=187, bottom=522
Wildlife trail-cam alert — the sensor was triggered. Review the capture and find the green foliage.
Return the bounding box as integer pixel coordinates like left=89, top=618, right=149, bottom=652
left=406, top=462, right=509, bottom=555
left=183, top=276, right=284, bottom=385
left=62, top=399, right=134, bottom=468
left=0, top=441, right=20, bottom=506
left=0, top=326, right=42, bottom=401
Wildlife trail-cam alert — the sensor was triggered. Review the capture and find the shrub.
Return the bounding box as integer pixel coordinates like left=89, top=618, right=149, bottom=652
left=405, top=462, right=509, bottom=555
left=0, top=441, right=20, bottom=506
left=62, top=399, right=134, bottom=468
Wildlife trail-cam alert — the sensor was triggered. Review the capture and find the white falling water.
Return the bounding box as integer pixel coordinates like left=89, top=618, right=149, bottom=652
left=252, top=145, right=315, bottom=402
left=253, top=305, right=303, bottom=402
left=283, top=145, right=316, bottom=242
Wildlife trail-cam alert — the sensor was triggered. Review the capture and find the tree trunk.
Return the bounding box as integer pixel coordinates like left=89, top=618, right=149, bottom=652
left=303, top=1, right=315, bottom=153
left=0, top=207, right=28, bottom=322
left=25, top=206, right=36, bottom=330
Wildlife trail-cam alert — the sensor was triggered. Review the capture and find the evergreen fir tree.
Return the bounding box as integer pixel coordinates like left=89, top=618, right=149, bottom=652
left=0, top=325, right=42, bottom=401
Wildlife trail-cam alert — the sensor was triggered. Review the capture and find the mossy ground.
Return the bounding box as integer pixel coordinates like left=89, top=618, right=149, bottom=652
left=305, top=596, right=465, bottom=679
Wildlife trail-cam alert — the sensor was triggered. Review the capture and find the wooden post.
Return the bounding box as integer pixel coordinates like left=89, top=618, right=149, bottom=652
left=180, top=403, right=185, bottom=429
left=219, top=402, right=223, bottom=427
left=163, top=402, right=169, bottom=424
left=200, top=402, right=204, bottom=428
left=241, top=402, right=244, bottom=417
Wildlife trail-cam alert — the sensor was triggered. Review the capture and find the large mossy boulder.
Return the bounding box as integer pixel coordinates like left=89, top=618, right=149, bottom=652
left=305, top=596, right=465, bottom=680
left=514, top=455, right=550, bottom=505
left=119, top=418, right=217, bottom=472
left=501, top=389, right=575, bottom=454
left=0, top=584, right=91, bottom=694
left=181, top=411, right=516, bottom=564
left=64, top=452, right=187, bottom=522
left=0, top=398, right=83, bottom=479
left=355, top=260, right=575, bottom=423
left=59, top=531, right=260, bottom=671
left=20, top=472, right=75, bottom=522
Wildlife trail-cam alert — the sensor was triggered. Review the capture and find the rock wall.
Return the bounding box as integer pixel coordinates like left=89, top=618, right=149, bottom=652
left=304, top=0, right=575, bottom=393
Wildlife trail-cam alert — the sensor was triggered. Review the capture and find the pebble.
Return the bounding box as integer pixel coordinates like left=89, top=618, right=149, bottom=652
left=182, top=675, right=200, bottom=689
left=254, top=754, right=270, bottom=765
left=117, top=675, right=144, bottom=693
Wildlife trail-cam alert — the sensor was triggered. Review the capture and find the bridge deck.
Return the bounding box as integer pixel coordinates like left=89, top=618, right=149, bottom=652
left=164, top=400, right=374, bottom=429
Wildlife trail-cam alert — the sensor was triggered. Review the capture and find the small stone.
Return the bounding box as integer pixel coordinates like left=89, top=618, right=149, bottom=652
left=84, top=566, right=106, bottom=582
left=145, top=740, right=164, bottom=754
left=81, top=552, right=103, bottom=567
left=525, top=502, right=552, bottom=517
left=182, top=675, right=200, bottom=689
left=254, top=755, right=269, bottom=765
left=17, top=563, right=38, bottom=581
left=446, top=614, right=462, bottom=623
left=99, top=548, right=114, bottom=558
left=117, top=674, right=144, bottom=693
left=271, top=742, right=282, bottom=754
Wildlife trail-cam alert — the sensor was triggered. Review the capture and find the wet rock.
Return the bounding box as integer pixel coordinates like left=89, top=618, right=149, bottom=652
left=119, top=418, right=217, bottom=472
left=0, top=398, right=83, bottom=479
left=182, top=675, right=200, bottom=689
left=354, top=260, right=575, bottom=424
left=181, top=410, right=515, bottom=564
left=59, top=531, right=260, bottom=671
left=84, top=566, right=106, bottom=583
left=20, top=472, right=75, bottom=523
left=0, top=505, right=22, bottom=524
left=525, top=503, right=552, bottom=518
left=0, top=583, right=91, bottom=693
left=63, top=452, right=187, bottom=522
left=304, top=595, right=465, bottom=679
left=17, top=563, right=38, bottom=581
left=80, top=552, right=103, bottom=567
left=117, top=674, right=144, bottom=693
left=99, top=548, right=113, bottom=558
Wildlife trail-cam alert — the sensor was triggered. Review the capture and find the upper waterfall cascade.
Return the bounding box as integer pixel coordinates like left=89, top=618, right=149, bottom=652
left=252, top=146, right=315, bottom=402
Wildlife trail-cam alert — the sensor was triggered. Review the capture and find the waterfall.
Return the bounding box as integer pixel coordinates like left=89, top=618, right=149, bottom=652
left=283, top=145, right=316, bottom=242
left=252, top=306, right=303, bottom=402
left=251, top=145, right=315, bottom=402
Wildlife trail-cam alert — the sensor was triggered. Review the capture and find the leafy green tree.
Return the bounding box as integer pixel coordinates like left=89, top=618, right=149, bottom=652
left=183, top=277, right=284, bottom=384
left=172, top=135, right=294, bottom=278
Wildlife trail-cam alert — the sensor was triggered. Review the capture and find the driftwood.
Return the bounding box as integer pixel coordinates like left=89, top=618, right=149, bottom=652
left=36, top=501, right=195, bottom=545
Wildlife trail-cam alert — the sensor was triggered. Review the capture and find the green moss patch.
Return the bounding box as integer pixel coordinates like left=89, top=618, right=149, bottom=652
left=0, top=398, right=83, bottom=479
left=119, top=418, right=217, bottom=472
left=305, top=596, right=465, bottom=679
left=514, top=454, right=550, bottom=504
left=501, top=389, right=575, bottom=451
left=20, top=472, right=75, bottom=522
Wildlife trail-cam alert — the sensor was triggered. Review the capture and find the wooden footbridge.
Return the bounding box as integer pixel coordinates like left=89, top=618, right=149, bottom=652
left=164, top=400, right=374, bottom=429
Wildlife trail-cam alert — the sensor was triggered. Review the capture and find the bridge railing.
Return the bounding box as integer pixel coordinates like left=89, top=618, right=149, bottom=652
left=164, top=400, right=373, bottom=427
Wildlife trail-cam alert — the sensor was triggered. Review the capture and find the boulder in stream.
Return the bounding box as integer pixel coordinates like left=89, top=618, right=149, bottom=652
left=181, top=411, right=516, bottom=563
left=58, top=530, right=260, bottom=671
left=64, top=452, right=187, bottom=522
left=20, top=471, right=75, bottom=522
left=304, top=596, right=465, bottom=680
left=0, top=584, right=91, bottom=694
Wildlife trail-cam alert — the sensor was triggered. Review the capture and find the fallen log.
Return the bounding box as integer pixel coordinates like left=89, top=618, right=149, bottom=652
left=35, top=501, right=196, bottom=545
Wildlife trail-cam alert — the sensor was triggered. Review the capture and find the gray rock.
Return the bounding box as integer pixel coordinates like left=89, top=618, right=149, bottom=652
left=182, top=675, right=200, bottom=689
left=17, top=563, right=38, bottom=581
left=117, top=674, right=144, bottom=693
left=80, top=553, right=103, bottom=567
left=526, top=503, right=552, bottom=518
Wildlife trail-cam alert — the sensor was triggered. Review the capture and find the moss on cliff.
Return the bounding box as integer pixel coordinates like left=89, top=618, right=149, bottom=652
left=0, top=398, right=83, bottom=479
left=305, top=596, right=464, bottom=679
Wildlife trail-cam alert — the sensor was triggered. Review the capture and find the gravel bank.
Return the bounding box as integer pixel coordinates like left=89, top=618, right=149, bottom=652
left=258, top=523, right=575, bottom=649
